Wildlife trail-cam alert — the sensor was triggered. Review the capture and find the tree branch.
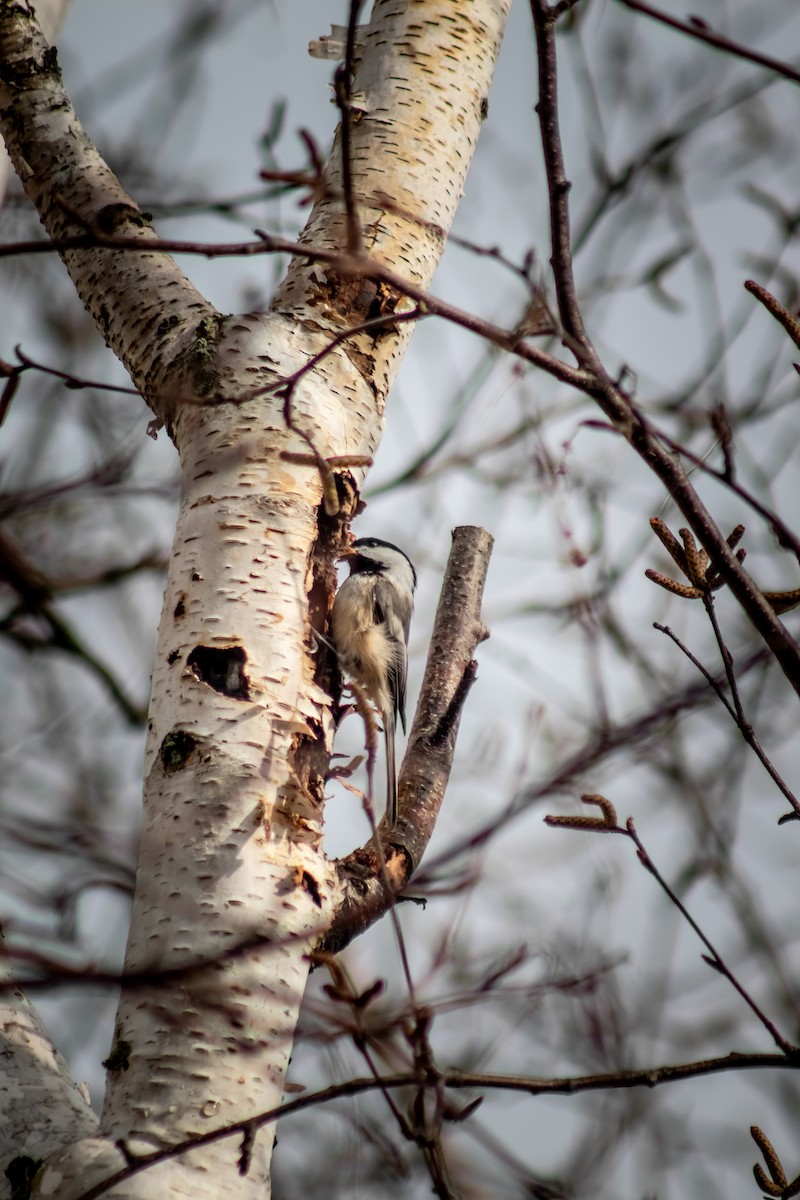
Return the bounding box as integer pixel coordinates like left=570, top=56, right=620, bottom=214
left=529, top=0, right=800, bottom=698
left=71, top=1051, right=800, bottom=1200
left=615, top=0, right=800, bottom=87
left=0, top=942, right=97, bottom=1169
left=320, top=525, right=493, bottom=955
left=0, top=2, right=214, bottom=409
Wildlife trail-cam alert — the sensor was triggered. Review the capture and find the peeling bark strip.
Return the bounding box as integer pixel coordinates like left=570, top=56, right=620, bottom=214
left=0, top=1, right=510, bottom=1196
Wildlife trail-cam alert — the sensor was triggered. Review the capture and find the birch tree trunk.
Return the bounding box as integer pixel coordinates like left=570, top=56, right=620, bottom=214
left=0, top=1, right=509, bottom=1195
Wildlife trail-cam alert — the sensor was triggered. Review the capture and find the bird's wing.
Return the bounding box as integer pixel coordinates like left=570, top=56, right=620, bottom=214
left=373, top=578, right=409, bottom=731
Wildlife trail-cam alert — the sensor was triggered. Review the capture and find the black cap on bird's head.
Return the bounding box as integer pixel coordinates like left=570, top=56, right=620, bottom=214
left=340, top=537, right=417, bottom=589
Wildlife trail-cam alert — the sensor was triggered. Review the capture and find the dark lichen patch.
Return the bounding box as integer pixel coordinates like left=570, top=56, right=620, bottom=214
left=157, top=312, right=181, bottom=337
left=0, top=42, right=59, bottom=86
left=160, top=729, right=199, bottom=773
left=102, top=1038, right=132, bottom=1073
left=95, top=202, right=151, bottom=234
left=168, top=313, right=224, bottom=398
left=187, top=644, right=251, bottom=700
left=96, top=302, right=111, bottom=337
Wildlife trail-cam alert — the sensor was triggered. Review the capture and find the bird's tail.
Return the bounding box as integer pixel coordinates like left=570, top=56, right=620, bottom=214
left=384, top=713, right=398, bottom=826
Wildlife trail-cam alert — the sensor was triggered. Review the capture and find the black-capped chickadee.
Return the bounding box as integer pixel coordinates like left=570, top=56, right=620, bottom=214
left=331, top=537, right=417, bottom=825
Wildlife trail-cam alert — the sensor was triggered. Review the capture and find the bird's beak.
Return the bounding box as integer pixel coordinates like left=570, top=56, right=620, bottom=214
left=337, top=545, right=357, bottom=561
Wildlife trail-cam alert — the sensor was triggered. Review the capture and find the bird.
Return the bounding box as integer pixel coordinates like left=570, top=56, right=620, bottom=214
left=331, top=537, right=416, bottom=825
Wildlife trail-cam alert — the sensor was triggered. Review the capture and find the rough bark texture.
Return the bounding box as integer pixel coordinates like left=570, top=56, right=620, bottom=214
left=0, top=953, right=97, bottom=1171
left=273, top=0, right=509, bottom=420
left=0, top=0, right=70, bottom=203
left=0, top=1, right=510, bottom=1196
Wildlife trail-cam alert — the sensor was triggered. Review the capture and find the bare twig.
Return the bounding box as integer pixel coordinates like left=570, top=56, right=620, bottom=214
left=12, top=346, right=141, bottom=396
left=0, top=226, right=593, bottom=390
left=745, top=278, right=800, bottom=353
left=334, top=0, right=365, bottom=255
left=2, top=604, right=146, bottom=725
left=530, top=0, right=800, bottom=696
left=625, top=817, right=797, bottom=1054
left=653, top=623, right=800, bottom=820
left=615, top=0, right=800, bottom=88
left=531, top=0, right=591, bottom=351
left=425, top=647, right=769, bottom=873
left=547, top=799, right=798, bottom=1055
left=71, top=1051, right=800, bottom=1200
left=646, top=426, right=800, bottom=565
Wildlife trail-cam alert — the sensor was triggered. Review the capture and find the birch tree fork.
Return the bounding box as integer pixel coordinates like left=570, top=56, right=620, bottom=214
left=0, top=1, right=508, bottom=1197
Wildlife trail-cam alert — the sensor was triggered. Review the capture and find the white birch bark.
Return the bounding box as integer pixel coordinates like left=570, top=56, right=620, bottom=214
left=0, top=1, right=511, bottom=1195
left=0, top=951, right=97, bottom=1177
left=0, top=0, right=70, bottom=204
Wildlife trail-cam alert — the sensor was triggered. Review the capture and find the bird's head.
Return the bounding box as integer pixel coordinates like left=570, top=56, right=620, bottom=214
left=340, top=537, right=417, bottom=593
